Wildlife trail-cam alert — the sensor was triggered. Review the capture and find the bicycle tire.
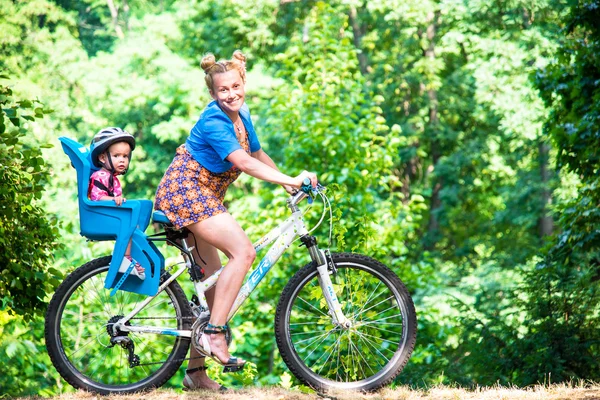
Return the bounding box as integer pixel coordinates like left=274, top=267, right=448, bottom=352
left=45, top=256, right=193, bottom=394
left=275, top=252, right=417, bottom=392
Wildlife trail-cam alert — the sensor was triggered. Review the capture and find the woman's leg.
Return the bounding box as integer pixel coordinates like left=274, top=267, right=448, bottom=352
left=187, top=212, right=256, bottom=364
left=184, top=235, right=223, bottom=390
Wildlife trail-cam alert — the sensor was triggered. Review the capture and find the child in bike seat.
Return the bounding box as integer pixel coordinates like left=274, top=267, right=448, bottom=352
left=88, top=127, right=145, bottom=280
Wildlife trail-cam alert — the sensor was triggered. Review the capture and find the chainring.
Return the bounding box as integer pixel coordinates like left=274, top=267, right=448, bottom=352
left=191, top=315, right=232, bottom=353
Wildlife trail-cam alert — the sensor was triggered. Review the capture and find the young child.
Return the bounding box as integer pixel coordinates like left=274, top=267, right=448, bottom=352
left=88, top=127, right=145, bottom=280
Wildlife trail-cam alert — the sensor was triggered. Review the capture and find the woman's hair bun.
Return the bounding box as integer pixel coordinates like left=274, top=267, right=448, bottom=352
left=232, top=50, right=246, bottom=64
left=201, top=53, right=216, bottom=73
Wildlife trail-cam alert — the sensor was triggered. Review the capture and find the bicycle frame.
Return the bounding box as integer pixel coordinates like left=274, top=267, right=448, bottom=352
left=116, top=190, right=349, bottom=338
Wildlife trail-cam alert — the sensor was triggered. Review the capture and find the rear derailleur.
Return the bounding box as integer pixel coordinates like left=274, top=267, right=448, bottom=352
left=107, top=315, right=140, bottom=368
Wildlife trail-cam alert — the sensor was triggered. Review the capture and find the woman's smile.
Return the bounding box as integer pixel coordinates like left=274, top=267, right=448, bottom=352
left=211, top=70, right=245, bottom=118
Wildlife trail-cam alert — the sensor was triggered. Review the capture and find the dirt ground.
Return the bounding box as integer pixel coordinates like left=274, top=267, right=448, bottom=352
left=27, top=383, right=600, bottom=400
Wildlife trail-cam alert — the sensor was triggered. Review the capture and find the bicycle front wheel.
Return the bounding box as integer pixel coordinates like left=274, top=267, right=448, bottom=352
left=45, top=256, right=193, bottom=394
left=275, top=253, right=417, bottom=392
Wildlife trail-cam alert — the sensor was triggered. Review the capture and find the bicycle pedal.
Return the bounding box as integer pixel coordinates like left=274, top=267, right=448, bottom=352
left=223, top=364, right=245, bottom=373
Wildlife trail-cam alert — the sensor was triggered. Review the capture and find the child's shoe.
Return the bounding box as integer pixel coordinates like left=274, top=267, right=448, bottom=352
left=119, top=255, right=146, bottom=280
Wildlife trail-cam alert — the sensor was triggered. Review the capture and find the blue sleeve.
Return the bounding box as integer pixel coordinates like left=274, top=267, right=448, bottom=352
left=202, top=110, right=242, bottom=161
left=205, top=130, right=242, bottom=162
left=249, top=131, right=261, bottom=153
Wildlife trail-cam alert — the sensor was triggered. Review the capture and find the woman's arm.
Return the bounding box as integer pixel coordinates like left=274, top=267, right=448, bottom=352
left=251, top=149, right=278, bottom=170
left=252, top=149, right=297, bottom=194
left=228, top=149, right=315, bottom=188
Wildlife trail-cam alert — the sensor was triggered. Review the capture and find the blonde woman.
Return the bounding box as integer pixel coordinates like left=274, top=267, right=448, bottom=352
left=154, top=50, right=317, bottom=390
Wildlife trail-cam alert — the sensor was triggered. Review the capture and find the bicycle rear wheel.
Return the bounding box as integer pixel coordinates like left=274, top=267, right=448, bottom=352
left=275, top=252, right=417, bottom=392
left=45, top=256, right=193, bottom=394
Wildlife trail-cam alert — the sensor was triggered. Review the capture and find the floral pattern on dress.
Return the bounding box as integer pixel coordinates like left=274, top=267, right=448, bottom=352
left=154, top=131, right=249, bottom=229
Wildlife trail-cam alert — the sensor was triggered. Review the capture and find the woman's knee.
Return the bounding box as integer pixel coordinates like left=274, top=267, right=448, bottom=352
left=244, top=245, right=257, bottom=268
left=234, top=244, right=256, bottom=270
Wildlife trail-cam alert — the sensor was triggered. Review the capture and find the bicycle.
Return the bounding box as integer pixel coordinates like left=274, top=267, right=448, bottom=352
left=45, top=166, right=417, bottom=394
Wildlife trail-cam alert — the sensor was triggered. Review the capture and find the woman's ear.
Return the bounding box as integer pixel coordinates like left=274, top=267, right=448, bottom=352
left=209, top=89, right=216, bottom=100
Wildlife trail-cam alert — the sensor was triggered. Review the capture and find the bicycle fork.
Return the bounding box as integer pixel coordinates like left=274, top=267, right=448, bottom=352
left=300, top=235, right=351, bottom=328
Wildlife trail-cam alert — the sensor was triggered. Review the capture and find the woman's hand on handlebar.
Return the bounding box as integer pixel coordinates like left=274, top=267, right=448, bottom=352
left=283, top=184, right=298, bottom=195
left=293, top=171, right=318, bottom=189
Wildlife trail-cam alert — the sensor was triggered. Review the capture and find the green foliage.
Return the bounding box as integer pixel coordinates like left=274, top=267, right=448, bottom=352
left=0, top=312, right=60, bottom=396
left=519, top=0, right=600, bottom=384
left=0, top=79, right=62, bottom=320
left=537, top=0, right=600, bottom=177
left=1, top=0, right=598, bottom=396
left=258, top=1, right=410, bottom=254
left=176, top=0, right=280, bottom=64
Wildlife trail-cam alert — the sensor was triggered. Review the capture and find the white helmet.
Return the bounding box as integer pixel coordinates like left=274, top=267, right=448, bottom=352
left=90, top=127, right=136, bottom=169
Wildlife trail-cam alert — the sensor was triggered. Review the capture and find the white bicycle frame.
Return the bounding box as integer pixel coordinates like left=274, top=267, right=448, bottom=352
left=116, top=190, right=350, bottom=338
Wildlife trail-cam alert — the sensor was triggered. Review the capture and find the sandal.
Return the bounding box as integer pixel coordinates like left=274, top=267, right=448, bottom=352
left=182, top=366, right=228, bottom=391
left=197, top=324, right=246, bottom=373
left=119, top=256, right=146, bottom=280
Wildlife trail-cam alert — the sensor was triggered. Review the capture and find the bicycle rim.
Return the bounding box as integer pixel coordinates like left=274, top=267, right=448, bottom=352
left=47, top=259, right=190, bottom=392
left=280, top=256, right=415, bottom=390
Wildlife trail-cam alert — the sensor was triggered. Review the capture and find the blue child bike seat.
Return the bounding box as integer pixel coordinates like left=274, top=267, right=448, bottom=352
left=60, top=136, right=163, bottom=296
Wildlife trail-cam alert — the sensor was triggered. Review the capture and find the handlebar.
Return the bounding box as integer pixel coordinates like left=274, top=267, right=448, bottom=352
left=301, top=177, right=325, bottom=193
left=288, top=178, right=325, bottom=207
left=300, top=177, right=313, bottom=194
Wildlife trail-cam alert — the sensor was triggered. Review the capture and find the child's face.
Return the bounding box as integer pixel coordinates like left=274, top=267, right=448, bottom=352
left=99, top=142, right=132, bottom=174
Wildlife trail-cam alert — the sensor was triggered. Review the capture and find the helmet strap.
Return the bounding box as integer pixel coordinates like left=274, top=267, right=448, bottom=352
left=103, top=150, right=116, bottom=173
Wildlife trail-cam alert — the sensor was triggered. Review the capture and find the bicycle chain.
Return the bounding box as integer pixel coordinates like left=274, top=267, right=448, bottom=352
left=137, top=355, right=205, bottom=366
left=130, top=316, right=195, bottom=320
left=129, top=315, right=201, bottom=366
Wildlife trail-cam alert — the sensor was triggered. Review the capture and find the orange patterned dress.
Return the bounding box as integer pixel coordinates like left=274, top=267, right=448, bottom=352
left=154, top=132, right=249, bottom=229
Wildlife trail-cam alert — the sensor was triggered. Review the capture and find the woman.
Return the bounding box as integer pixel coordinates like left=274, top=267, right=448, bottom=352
left=154, top=50, right=318, bottom=390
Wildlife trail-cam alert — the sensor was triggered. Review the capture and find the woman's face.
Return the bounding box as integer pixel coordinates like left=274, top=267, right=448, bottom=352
left=210, top=70, right=245, bottom=117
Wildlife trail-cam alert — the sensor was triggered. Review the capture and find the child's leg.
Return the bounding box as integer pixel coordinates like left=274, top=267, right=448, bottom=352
left=124, top=240, right=145, bottom=274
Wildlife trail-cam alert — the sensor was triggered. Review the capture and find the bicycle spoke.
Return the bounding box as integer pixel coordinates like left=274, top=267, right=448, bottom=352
left=354, top=329, right=393, bottom=362
left=66, top=331, right=105, bottom=360
left=303, top=329, right=337, bottom=365
left=296, top=296, right=329, bottom=317
left=290, top=328, right=328, bottom=336
left=354, top=313, right=404, bottom=328
left=353, top=280, right=383, bottom=317
left=280, top=257, right=417, bottom=389
left=355, top=333, right=385, bottom=373
left=348, top=333, right=375, bottom=378
left=295, top=328, right=334, bottom=346
left=289, top=312, right=327, bottom=321
left=353, top=296, right=396, bottom=321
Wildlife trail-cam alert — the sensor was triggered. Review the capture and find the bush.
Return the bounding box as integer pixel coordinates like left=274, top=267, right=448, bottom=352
left=0, top=77, right=62, bottom=321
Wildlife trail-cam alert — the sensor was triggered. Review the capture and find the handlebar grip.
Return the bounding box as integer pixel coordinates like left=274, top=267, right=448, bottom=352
left=301, top=177, right=312, bottom=194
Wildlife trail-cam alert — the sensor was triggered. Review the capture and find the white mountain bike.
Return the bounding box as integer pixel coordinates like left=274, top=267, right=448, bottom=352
left=45, top=181, right=417, bottom=394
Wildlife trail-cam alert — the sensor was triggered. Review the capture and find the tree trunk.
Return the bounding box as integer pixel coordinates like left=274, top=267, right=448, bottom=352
left=267, top=340, right=275, bottom=374
left=348, top=5, right=369, bottom=75
left=123, top=0, right=130, bottom=32
left=425, top=11, right=441, bottom=248
left=539, top=142, right=553, bottom=237
left=106, top=0, right=125, bottom=39
left=401, top=155, right=418, bottom=205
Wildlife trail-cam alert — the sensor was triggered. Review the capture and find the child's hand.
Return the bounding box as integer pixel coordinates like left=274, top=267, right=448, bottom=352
left=113, top=196, right=126, bottom=206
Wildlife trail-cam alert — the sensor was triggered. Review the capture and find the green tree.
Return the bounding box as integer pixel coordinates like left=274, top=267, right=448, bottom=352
left=519, top=0, right=600, bottom=384
left=0, top=79, right=61, bottom=320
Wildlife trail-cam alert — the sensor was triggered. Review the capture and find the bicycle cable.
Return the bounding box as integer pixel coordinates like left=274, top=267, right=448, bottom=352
left=295, top=189, right=333, bottom=248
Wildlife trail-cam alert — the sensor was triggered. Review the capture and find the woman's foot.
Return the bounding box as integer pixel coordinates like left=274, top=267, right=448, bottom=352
left=199, top=324, right=246, bottom=370
left=183, top=366, right=223, bottom=391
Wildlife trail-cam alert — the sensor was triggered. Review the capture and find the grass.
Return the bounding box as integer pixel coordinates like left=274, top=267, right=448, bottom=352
left=22, top=382, right=600, bottom=400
